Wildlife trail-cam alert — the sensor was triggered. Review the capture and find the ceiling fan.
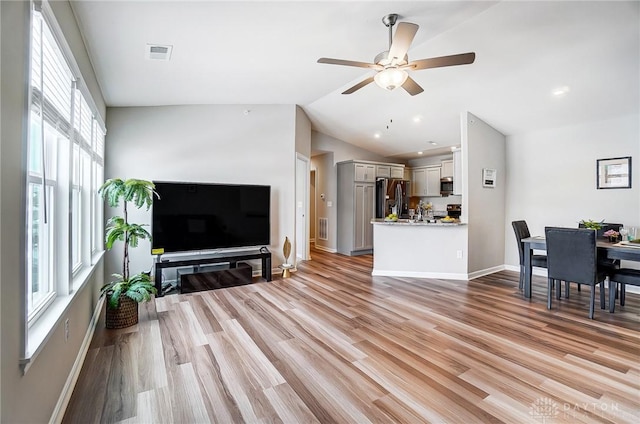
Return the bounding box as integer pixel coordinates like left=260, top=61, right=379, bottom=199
left=318, top=13, right=476, bottom=96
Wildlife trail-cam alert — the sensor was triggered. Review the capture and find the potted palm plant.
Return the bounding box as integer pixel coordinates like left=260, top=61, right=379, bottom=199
left=99, top=178, right=158, bottom=329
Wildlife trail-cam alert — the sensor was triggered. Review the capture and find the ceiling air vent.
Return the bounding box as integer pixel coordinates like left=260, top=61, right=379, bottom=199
left=146, top=44, right=173, bottom=61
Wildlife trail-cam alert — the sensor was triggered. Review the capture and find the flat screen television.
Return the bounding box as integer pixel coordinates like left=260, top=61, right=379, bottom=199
left=151, top=181, right=270, bottom=254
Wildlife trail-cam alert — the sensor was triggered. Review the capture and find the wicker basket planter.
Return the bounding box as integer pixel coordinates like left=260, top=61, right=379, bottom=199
left=105, top=294, right=139, bottom=329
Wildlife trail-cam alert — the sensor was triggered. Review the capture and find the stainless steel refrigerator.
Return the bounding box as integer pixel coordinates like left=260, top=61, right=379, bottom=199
left=375, top=178, right=411, bottom=219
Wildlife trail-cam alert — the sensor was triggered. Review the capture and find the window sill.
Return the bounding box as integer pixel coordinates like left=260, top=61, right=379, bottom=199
left=21, top=250, right=104, bottom=374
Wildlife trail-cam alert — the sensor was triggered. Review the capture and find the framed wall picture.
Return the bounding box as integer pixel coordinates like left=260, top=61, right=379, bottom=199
left=482, top=168, right=496, bottom=188
left=597, top=156, right=632, bottom=189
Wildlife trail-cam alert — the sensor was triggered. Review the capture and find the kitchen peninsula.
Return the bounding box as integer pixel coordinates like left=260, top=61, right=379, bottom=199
left=371, top=219, right=468, bottom=280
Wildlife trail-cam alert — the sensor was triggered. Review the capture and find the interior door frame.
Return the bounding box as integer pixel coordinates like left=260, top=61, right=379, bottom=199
left=295, top=153, right=310, bottom=261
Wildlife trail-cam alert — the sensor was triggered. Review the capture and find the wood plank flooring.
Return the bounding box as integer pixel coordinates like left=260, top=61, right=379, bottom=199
left=63, top=248, right=640, bottom=423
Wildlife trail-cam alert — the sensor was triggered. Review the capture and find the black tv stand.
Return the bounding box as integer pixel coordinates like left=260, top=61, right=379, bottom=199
left=154, top=248, right=272, bottom=297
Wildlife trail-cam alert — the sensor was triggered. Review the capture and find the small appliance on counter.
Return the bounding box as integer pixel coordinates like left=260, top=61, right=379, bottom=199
left=446, top=204, right=462, bottom=219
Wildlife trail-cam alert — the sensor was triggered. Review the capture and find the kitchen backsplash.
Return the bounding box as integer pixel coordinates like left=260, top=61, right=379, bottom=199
left=409, top=195, right=461, bottom=212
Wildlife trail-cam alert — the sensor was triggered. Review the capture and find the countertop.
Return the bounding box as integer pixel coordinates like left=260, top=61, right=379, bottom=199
left=371, top=218, right=466, bottom=226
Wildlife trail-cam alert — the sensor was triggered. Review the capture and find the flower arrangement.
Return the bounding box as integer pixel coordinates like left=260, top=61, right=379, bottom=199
left=603, top=229, right=620, bottom=242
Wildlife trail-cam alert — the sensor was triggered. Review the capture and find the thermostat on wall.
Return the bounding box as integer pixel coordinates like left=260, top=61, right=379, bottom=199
left=483, top=168, right=496, bottom=188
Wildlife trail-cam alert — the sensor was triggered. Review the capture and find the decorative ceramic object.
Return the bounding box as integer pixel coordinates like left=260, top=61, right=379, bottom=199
left=283, top=236, right=292, bottom=265
left=281, top=236, right=293, bottom=278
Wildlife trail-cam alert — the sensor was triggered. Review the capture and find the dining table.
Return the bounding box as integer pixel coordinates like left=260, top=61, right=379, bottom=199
left=521, top=236, right=640, bottom=298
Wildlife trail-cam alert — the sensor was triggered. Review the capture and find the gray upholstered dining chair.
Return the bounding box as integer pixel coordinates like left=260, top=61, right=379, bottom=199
left=570, top=222, right=623, bottom=296
left=544, top=227, right=607, bottom=319
left=512, top=220, right=547, bottom=291
left=608, top=268, right=640, bottom=312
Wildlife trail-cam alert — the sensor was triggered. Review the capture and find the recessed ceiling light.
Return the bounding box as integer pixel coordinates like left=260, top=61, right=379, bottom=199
left=418, top=151, right=423, bottom=155
left=552, top=86, right=570, bottom=97
left=413, top=116, right=422, bottom=123
left=429, top=141, right=438, bottom=145
left=374, top=133, right=381, bottom=139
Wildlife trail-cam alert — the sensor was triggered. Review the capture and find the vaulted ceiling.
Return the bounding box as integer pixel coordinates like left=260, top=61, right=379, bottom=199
left=70, top=1, right=639, bottom=159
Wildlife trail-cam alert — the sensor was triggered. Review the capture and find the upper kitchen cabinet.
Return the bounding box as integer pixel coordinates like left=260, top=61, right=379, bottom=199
left=376, top=164, right=405, bottom=179
left=354, top=163, right=376, bottom=182
left=376, top=165, right=391, bottom=178
left=411, top=165, right=441, bottom=197
left=411, top=168, right=426, bottom=196
left=425, top=166, right=441, bottom=196
left=403, top=167, right=412, bottom=181
left=441, top=160, right=454, bottom=178
left=390, top=166, right=404, bottom=179
left=351, top=160, right=405, bottom=182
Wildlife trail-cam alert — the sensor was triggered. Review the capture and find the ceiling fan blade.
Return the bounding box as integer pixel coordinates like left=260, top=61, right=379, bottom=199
left=407, top=52, right=476, bottom=70
left=402, top=76, right=424, bottom=96
left=388, top=22, right=419, bottom=62
left=318, top=58, right=381, bottom=70
left=342, top=76, right=375, bottom=94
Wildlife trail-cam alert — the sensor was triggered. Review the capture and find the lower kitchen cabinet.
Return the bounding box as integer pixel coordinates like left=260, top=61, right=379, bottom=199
left=353, top=183, right=375, bottom=251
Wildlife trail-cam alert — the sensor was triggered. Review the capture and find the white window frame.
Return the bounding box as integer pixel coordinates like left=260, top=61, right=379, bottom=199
left=22, top=1, right=107, bottom=371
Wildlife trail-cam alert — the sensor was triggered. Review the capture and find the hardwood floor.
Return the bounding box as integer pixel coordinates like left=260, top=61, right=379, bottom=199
left=63, top=248, right=640, bottom=423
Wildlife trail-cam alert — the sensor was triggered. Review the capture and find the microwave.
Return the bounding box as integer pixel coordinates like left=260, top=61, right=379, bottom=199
left=440, top=177, right=453, bottom=196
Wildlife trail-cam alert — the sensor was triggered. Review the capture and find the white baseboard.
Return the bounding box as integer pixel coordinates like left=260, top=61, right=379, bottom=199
left=373, top=265, right=504, bottom=281
left=371, top=269, right=468, bottom=280
left=49, top=297, right=104, bottom=424
left=503, top=264, right=519, bottom=273
left=468, top=265, right=506, bottom=280
left=625, top=285, right=640, bottom=294
left=314, top=245, right=337, bottom=253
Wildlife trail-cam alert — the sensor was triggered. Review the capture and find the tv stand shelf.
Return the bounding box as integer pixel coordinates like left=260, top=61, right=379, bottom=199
left=154, top=248, right=272, bottom=297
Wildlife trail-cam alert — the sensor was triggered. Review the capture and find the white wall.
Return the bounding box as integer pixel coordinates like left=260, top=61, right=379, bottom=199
left=463, top=112, right=507, bottom=275
left=504, top=114, right=640, bottom=268
left=0, top=2, right=3, bottom=417
left=105, top=105, right=300, bottom=276
left=408, top=153, right=453, bottom=168
left=312, top=130, right=398, bottom=164
left=295, top=106, right=311, bottom=159
left=1, top=1, right=106, bottom=422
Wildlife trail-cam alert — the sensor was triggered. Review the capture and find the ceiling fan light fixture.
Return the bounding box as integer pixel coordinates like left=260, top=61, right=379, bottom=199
left=374, top=67, right=408, bottom=91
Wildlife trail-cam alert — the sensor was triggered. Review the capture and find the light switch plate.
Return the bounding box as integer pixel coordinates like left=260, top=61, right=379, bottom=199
left=327, top=201, right=333, bottom=207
